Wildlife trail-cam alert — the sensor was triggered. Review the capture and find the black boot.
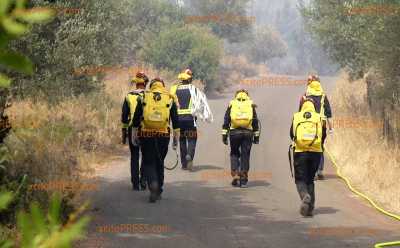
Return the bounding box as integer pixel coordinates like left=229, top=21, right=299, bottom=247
left=140, top=177, right=147, bottom=191
left=157, top=189, right=162, bottom=200
left=231, top=169, right=240, bottom=187
left=132, top=177, right=140, bottom=191
left=296, top=182, right=311, bottom=217
left=240, top=178, right=248, bottom=188
left=240, top=171, right=248, bottom=188
left=230, top=155, right=240, bottom=187
left=148, top=182, right=159, bottom=203
left=231, top=177, right=239, bottom=187
left=186, top=154, right=193, bottom=171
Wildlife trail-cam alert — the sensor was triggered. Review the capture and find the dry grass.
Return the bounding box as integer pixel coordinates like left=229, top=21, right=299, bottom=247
left=2, top=70, right=128, bottom=207
left=5, top=94, right=120, bottom=183
left=327, top=72, right=400, bottom=215
left=4, top=64, right=193, bottom=186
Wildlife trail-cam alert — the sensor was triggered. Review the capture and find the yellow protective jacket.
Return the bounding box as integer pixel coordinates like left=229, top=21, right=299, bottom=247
left=170, top=83, right=194, bottom=115
left=121, top=89, right=144, bottom=128
left=170, top=82, right=198, bottom=129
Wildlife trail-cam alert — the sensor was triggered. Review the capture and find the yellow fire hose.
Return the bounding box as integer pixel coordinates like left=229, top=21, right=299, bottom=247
left=325, top=148, right=400, bottom=248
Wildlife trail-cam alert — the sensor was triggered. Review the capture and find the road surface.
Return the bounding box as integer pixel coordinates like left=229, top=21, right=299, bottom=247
left=78, top=77, right=399, bottom=248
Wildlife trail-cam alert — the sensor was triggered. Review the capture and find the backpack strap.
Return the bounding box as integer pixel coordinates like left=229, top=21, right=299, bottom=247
left=142, top=92, right=147, bottom=106
left=294, top=122, right=301, bottom=142
left=320, top=94, right=326, bottom=120
left=308, top=121, right=319, bottom=147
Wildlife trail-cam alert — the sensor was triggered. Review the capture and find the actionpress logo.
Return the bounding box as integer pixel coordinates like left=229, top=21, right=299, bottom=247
left=28, top=180, right=98, bottom=192
left=184, top=14, right=255, bottom=25
left=332, top=117, right=383, bottom=129
left=16, top=6, right=81, bottom=16
left=133, top=129, right=201, bottom=139
left=52, top=7, right=81, bottom=15
left=345, top=4, right=400, bottom=16
left=96, top=224, right=171, bottom=234
left=73, top=65, right=152, bottom=76
left=240, top=76, right=307, bottom=87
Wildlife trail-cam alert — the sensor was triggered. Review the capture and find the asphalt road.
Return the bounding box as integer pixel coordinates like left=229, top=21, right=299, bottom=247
left=78, top=77, right=399, bottom=248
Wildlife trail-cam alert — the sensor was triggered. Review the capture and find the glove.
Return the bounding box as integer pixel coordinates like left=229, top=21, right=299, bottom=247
left=121, top=128, right=127, bottom=144
left=253, top=136, right=259, bottom=144
left=222, top=135, right=228, bottom=145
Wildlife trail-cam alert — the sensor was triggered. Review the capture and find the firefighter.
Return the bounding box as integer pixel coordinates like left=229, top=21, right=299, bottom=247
left=290, top=99, right=325, bottom=217
left=170, top=69, right=200, bottom=171
left=121, top=72, right=149, bottom=191
left=222, top=89, right=260, bottom=188
left=299, top=75, right=333, bottom=180
left=131, top=78, right=180, bottom=203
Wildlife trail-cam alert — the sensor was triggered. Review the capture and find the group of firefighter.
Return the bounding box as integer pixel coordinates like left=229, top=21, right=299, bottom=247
left=121, top=70, right=333, bottom=217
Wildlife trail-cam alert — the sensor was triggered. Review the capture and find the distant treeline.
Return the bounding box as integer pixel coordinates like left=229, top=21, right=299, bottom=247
left=9, top=0, right=295, bottom=98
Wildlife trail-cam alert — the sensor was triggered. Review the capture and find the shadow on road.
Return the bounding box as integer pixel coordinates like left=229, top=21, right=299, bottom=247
left=76, top=175, right=394, bottom=248
left=191, top=164, right=224, bottom=172
left=314, top=207, right=339, bottom=215
left=246, top=180, right=270, bottom=188
left=318, top=174, right=339, bottom=180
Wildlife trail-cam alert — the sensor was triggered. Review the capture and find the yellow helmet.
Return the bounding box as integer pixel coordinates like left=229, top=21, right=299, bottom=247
left=178, top=68, right=193, bottom=81
left=306, top=81, right=324, bottom=96
left=130, top=71, right=149, bottom=85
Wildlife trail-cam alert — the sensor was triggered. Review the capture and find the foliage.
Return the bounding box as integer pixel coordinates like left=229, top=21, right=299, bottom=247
left=0, top=0, right=54, bottom=223
left=183, top=0, right=253, bottom=43
left=0, top=191, right=12, bottom=211
left=9, top=0, right=184, bottom=100
left=0, top=0, right=54, bottom=141
left=0, top=0, right=54, bottom=88
left=0, top=190, right=14, bottom=248
left=301, top=0, right=400, bottom=141
left=140, top=25, right=223, bottom=91
left=0, top=192, right=89, bottom=248
left=301, top=0, right=400, bottom=83
left=245, top=25, right=288, bottom=64
left=0, top=2, right=89, bottom=247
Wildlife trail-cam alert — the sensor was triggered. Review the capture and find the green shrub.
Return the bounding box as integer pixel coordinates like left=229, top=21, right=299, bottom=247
left=140, top=25, right=223, bottom=91
left=0, top=191, right=89, bottom=248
